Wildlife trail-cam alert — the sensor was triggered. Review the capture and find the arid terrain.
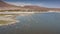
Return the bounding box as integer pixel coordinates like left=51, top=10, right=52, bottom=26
left=0, top=0, right=60, bottom=11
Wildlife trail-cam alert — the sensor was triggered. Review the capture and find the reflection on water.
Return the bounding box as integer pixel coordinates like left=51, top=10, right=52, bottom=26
left=0, top=12, right=60, bottom=34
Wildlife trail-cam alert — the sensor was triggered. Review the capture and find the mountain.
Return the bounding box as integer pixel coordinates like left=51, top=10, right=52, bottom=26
left=0, top=0, right=60, bottom=11
left=23, top=5, right=49, bottom=11
left=0, top=0, right=22, bottom=10
left=0, top=0, right=48, bottom=11
left=0, top=0, right=17, bottom=7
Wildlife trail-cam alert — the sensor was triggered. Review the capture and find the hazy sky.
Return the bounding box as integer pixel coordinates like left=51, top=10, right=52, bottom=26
left=4, top=0, right=60, bottom=8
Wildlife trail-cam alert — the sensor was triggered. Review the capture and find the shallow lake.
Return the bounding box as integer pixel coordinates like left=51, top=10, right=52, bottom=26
left=0, top=12, right=60, bottom=34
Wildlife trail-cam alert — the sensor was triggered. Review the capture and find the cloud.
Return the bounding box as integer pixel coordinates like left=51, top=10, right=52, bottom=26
left=6, top=1, right=60, bottom=8
left=6, top=2, right=45, bottom=6
left=6, top=2, right=34, bottom=6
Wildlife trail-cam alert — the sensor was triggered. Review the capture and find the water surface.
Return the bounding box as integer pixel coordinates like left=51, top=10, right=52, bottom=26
left=0, top=12, right=60, bottom=34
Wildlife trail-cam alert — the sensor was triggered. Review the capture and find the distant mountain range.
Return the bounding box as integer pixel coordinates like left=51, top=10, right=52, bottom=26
left=0, top=0, right=60, bottom=11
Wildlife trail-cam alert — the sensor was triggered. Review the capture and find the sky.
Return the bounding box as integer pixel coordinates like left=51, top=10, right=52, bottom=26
left=4, top=0, right=60, bottom=8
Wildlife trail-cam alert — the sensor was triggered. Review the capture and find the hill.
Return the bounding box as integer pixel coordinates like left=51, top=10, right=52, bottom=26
left=0, top=0, right=60, bottom=11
